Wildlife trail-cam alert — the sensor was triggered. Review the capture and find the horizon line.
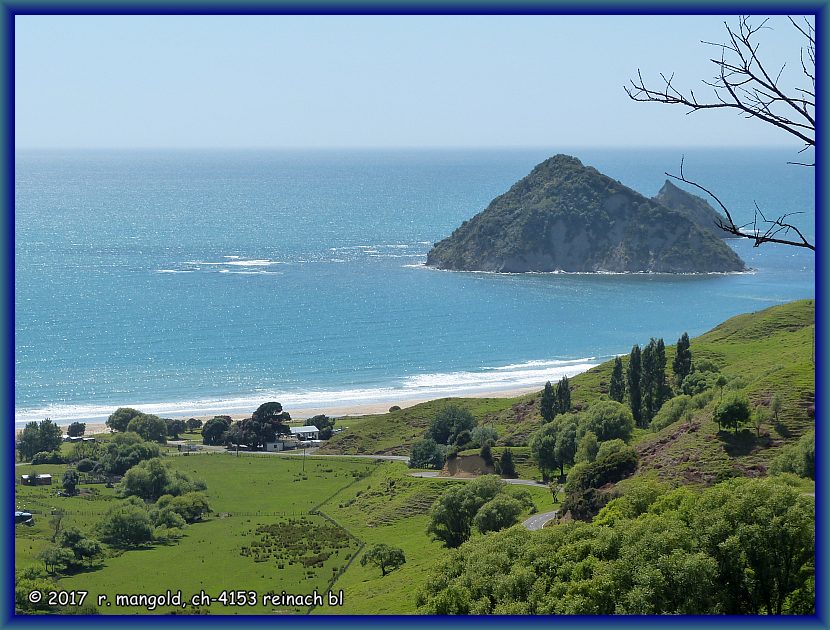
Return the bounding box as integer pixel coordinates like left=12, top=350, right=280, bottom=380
left=14, top=143, right=805, bottom=152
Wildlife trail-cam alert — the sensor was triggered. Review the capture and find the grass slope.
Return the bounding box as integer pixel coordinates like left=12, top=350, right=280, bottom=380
left=320, top=300, right=814, bottom=487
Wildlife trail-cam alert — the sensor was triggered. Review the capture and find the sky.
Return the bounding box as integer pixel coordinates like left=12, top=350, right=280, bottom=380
left=14, top=14, right=813, bottom=149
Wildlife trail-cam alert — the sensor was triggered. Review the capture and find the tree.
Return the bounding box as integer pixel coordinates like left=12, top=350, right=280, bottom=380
left=627, top=345, right=643, bottom=427
left=99, top=432, right=161, bottom=476
left=16, top=419, right=62, bottom=462
left=156, top=492, right=211, bottom=523
left=540, top=381, right=556, bottom=423
left=479, top=444, right=494, bottom=467
left=360, top=544, right=406, bottom=576
left=427, top=476, right=503, bottom=548
left=713, top=393, right=752, bottom=434
left=771, top=430, right=814, bottom=480
left=66, top=422, right=86, bottom=438
left=126, top=414, right=168, bottom=443
left=409, top=438, right=446, bottom=470
left=575, top=431, right=599, bottom=464
left=771, top=393, right=783, bottom=423
left=55, top=527, right=103, bottom=569
left=556, top=376, right=571, bottom=415
left=201, top=415, right=231, bottom=445
left=672, top=332, right=693, bottom=389
left=426, top=404, right=476, bottom=446
left=39, top=546, right=75, bottom=574
left=309, top=414, right=336, bottom=440
left=640, top=338, right=667, bottom=424
left=609, top=357, right=625, bottom=403
left=471, top=425, right=498, bottom=448
left=119, top=458, right=205, bottom=502
left=62, top=469, right=79, bottom=495
left=499, top=448, right=517, bottom=479
left=626, top=16, right=815, bottom=250
left=753, top=406, right=770, bottom=438
left=252, top=401, right=292, bottom=425
left=582, top=400, right=635, bottom=443
left=553, top=415, right=578, bottom=477
left=473, top=495, right=524, bottom=533
left=97, top=501, right=154, bottom=547
left=107, top=407, right=142, bottom=433
left=529, top=423, right=559, bottom=482
left=165, top=418, right=187, bottom=440
left=185, top=418, right=202, bottom=432
left=229, top=403, right=292, bottom=450
left=16, top=422, right=41, bottom=461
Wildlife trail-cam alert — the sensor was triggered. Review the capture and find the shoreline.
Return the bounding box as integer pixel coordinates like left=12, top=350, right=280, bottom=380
left=13, top=385, right=546, bottom=434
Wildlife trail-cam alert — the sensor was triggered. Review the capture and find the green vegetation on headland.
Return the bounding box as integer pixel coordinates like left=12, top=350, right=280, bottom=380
left=425, top=154, right=746, bottom=273
left=15, top=300, right=813, bottom=615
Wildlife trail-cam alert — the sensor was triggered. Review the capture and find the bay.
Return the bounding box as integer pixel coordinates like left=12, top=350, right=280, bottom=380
left=14, top=148, right=814, bottom=425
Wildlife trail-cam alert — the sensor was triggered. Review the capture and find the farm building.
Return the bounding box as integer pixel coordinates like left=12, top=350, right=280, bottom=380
left=289, top=426, right=319, bottom=440
left=264, top=437, right=300, bottom=452
left=20, top=474, right=52, bottom=486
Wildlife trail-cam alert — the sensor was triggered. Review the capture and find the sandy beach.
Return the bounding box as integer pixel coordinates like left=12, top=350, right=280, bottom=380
left=16, top=385, right=542, bottom=435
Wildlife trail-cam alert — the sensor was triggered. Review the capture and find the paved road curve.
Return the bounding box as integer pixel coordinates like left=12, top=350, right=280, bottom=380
left=523, top=510, right=560, bottom=531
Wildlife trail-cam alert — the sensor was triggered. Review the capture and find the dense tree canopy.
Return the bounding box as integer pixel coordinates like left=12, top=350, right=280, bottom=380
left=409, top=438, right=446, bottom=470
left=97, top=499, right=155, bottom=548
left=126, top=414, right=168, bottom=443
left=418, top=476, right=814, bottom=615
left=16, top=419, right=63, bottom=461
left=106, top=407, right=142, bottom=433
left=427, top=476, right=504, bottom=548
left=581, top=400, right=634, bottom=443
left=119, top=458, right=206, bottom=502
left=100, top=432, right=161, bottom=476
left=426, top=405, right=477, bottom=446
left=201, top=415, right=231, bottom=446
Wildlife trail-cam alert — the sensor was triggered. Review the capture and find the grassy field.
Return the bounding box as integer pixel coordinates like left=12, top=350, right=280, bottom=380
left=15, top=453, right=554, bottom=615
left=16, top=300, right=812, bottom=615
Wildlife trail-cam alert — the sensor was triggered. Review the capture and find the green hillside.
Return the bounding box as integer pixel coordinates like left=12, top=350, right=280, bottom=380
left=322, top=300, right=814, bottom=484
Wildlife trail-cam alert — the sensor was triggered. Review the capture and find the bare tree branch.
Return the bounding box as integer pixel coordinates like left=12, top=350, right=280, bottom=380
left=625, top=16, right=815, bottom=153
left=625, top=16, right=815, bottom=251
left=667, top=157, right=814, bottom=251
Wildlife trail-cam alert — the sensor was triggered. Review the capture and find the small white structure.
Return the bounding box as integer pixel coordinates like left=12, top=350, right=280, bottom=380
left=290, top=426, right=319, bottom=440
left=264, top=437, right=300, bottom=452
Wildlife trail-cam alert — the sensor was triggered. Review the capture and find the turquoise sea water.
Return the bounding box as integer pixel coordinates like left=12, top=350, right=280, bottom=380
left=14, top=148, right=815, bottom=426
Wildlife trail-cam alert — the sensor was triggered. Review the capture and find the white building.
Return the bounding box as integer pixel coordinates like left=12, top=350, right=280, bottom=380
left=289, top=426, right=319, bottom=440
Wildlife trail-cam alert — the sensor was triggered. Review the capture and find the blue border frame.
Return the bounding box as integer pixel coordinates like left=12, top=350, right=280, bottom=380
left=2, top=2, right=826, bottom=628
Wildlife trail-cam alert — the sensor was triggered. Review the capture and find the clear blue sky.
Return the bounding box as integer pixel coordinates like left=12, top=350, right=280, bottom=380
left=14, top=14, right=812, bottom=149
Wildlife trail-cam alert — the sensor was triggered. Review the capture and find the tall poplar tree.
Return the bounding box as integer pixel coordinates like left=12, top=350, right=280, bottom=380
left=609, top=356, right=625, bottom=402
left=672, top=332, right=693, bottom=389
left=540, top=381, right=556, bottom=423
left=627, top=345, right=643, bottom=428
left=556, top=376, right=571, bottom=415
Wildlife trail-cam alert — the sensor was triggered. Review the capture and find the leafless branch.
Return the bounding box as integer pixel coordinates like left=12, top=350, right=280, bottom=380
left=626, top=16, right=815, bottom=251
left=667, top=157, right=814, bottom=251
left=625, top=16, right=815, bottom=154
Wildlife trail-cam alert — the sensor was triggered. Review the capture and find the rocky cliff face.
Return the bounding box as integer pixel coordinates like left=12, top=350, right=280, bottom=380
left=652, top=179, right=736, bottom=239
left=425, top=155, right=746, bottom=273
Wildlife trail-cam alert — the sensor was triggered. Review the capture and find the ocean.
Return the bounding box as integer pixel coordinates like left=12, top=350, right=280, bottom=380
left=14, top=148, right=815, bottom=426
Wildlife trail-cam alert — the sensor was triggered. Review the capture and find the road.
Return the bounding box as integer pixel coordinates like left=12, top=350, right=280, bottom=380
left=522, top=510, right=560, bottom=530
left=408, top=471, right=547, bottom=487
